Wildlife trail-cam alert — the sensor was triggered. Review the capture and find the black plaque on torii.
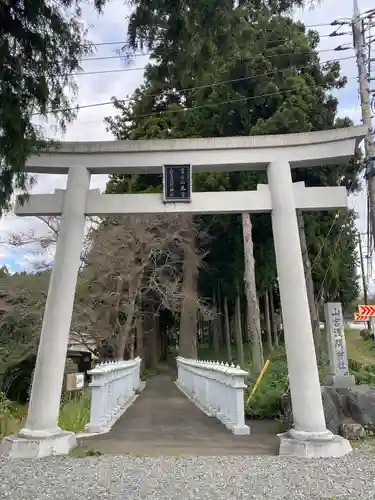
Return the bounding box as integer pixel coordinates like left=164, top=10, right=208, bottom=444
left=162, top=164, right=192, bottom=203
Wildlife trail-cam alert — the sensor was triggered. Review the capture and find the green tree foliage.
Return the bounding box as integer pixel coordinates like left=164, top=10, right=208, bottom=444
left=105, top=0, right=359, bottom=306
left=0, top=266, right=9, bottom=277
left=0, top=0, right=108, bottom=212
left=0, top=270, right=48, bottom=393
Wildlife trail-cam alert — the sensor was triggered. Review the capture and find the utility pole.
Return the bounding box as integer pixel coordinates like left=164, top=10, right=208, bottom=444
left=358, top=231, right=368, bottom=305
left=352, top=0, right=375, bottom=248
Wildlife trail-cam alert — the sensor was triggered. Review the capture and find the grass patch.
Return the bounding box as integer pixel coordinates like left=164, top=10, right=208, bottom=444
left=69, top=445, right=103, bottom=457
left=0, top=393, right=27, bottom=440
left=59, top=389, right=91, bottom=433
left=350, top=437, right=375, bottom=450
left=346, top=328, right=375, bottom=366
left=345, top=329, right=375, bottom=386
left=1, top=389, right=92, bottom=440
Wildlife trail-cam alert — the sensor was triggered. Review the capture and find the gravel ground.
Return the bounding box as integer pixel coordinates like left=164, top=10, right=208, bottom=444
left=1, top=449, right=375, bottom=500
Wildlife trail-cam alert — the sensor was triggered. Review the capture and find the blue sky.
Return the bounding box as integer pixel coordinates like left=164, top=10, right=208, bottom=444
left=0, top=0, right=373, bottom=279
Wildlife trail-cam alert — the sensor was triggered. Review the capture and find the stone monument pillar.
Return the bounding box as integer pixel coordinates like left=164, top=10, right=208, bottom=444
left=324, top=302, right=355, bottom=388
left=267, top=160, right=352, bottom=458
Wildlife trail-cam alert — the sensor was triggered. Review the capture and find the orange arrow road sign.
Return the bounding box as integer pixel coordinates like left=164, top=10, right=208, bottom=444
left=354, top=313, right=369, bottom=322
left=358, top=305, right=375, bottom=317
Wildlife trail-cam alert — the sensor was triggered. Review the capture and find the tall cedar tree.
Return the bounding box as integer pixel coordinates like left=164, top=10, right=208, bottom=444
left=106, top=1, right=359, bottom=307
left=0, top=0, right=108, bottom=212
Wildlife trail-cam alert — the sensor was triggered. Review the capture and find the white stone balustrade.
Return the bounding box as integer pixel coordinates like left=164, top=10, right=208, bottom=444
left=86, top=357, right=142, bottom=433
left=176, top=356, right=250, bottom=435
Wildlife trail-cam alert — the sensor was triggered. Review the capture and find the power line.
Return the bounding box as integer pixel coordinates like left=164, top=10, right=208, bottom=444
left=33, top=75, right=359, bottom=118
left=314, top=92, right=371, bottom=301
left=71, top=54, right=356, bottom=79
left=32, top=52, right=357, bottom=118
left=305, top=22, right=343, bottom=28
left=310, top=94, right=362, bottom=274
left=311, top=116, right=363, bottom=284
left=316, top=181, right=365, bottom=304
left=73, top=47, right=355, bottom=76
left=90, top=22, right=340, bottom=48
left=88, top=32, right=342, bottom=52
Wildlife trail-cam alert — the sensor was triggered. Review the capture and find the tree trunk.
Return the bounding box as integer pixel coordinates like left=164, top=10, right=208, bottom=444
left=217, top=284, right=225, bottom=347
left=234, top=290, right=245, bottom=368
left=241, top=213, right=264, bottom=374
left=269, top=286, right=278, bottom=347
left=160, top=325, right=168, bottom=361
left=297, top=210, right=321, bottom=359
left=144, top=301, right=158, bottom=369
left=212, top=294, right=220, bottom=356
left=224, top=296, right=232, bottom=362
left=135, top=316, right=144, bottom=371
left=264, top=292, right=273, bottom=353
left=149, top=310, right=159, bottom=369
left=208, top=319, right=213, bottom=349
left=179, top=232, right=198, bottom=359
left=127, top=330, right=135, bottom=359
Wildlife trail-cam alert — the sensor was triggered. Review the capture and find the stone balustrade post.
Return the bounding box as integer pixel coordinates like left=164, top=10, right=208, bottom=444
left=105, top=366, right=111, bottom=420
left=87, top=364, right=108, bottom=433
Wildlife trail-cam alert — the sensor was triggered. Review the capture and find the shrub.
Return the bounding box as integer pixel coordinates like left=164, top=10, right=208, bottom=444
left=245, top=347, right=289, bottom=420
left=59, top=389, right=91, bottom=433
left=244, top=346, right=333, bottom=420
left=347, top=357, right=375, bottom=387
left=349, top=358, right=363, bottom=372
left=245, top=377, right=288, bottom=420
left=5, top=357, right=36, bottom=403
left=360, top=329, right=371, bottom=340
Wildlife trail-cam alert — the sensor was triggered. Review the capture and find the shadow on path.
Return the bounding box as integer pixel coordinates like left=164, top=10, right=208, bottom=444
left=80, top=374, right=279, bottom=455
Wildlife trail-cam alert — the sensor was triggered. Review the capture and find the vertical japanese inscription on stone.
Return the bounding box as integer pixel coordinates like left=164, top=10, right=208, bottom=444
left=324, top=302, right=355, bottom=388
left=163, top=164, right=192, bottom=202
left=330, top=304, right=349, bottom=375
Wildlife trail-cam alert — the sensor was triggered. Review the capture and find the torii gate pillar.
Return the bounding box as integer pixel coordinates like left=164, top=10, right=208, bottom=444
left=268, top=160, right=351, bottom=457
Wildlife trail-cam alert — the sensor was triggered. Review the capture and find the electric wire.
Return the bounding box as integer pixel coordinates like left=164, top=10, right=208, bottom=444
left=71, top=47, right=354, bottom=76
left=33, top=75, right=359, bottom=118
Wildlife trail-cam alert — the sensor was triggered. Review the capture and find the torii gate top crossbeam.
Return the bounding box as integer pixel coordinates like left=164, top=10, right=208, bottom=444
left=25, top=126, right=366, bottom=174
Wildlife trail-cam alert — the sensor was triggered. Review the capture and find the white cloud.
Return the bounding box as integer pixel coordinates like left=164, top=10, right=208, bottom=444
left=1, top=0, right=373, bottom=276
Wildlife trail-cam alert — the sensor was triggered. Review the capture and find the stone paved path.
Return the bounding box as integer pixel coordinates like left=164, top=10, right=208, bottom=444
left=80, top=374, right=280, bottom=455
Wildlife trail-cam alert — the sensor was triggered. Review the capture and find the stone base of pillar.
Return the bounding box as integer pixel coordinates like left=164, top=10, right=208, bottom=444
left=84, top=423, right=110, bottom=434
left=0, top=431, right=77, bottom=459
left=278, top=431, right=352, bottom=458
left=230, top=423, right=250, bottom=435
left=324, top=373, right=356, bottom=389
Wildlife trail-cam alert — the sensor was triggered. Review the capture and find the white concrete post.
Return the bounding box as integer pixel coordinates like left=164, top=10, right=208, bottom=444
left=19, top=167, right=90, bottom=438
left=324, top=302, right=355, bottom=388
left=267, top=161, right=351, bottom=457
left=267, top=160, right=327, bottom=435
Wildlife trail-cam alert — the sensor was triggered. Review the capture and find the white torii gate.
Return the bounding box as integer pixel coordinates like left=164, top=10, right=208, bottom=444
left=2, top=125, right=366, bottom=458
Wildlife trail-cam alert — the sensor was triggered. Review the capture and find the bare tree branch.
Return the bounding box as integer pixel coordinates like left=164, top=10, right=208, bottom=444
left=73, top=214, right=211, bottom=359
